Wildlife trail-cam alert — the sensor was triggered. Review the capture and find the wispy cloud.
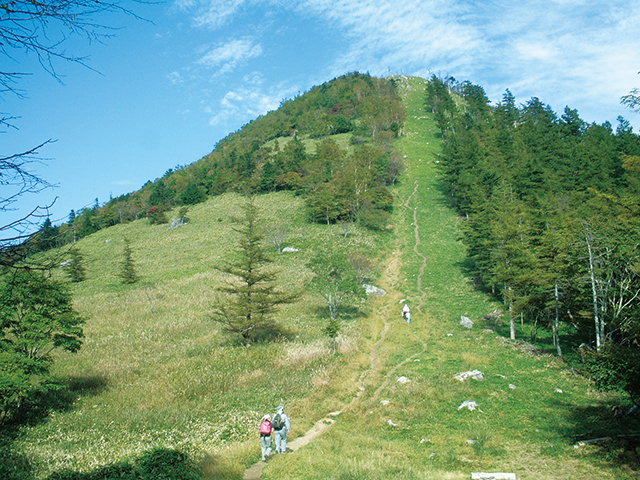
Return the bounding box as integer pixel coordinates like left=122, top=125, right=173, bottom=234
left=167, top=71, right=183, bottom=85
left=206, top=73, right=293, bottom=127
left=196, top=38, right=263, bottom=76
left=293, top=0, right=482, bottom=76
left=175, top=0, right=244, bottom=29
left=177, top=0, right=640, bottom=124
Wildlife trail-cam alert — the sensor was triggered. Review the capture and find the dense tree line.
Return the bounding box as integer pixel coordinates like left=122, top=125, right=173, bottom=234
left=25, top=73, right=405, bottom=253
left=427, top=75, right=640, bottom=402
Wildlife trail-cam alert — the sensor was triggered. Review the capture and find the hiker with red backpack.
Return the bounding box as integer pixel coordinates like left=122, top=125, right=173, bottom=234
left=272, top=405, right=291, bottom=454
left=259, top=414, right=273, bottom=461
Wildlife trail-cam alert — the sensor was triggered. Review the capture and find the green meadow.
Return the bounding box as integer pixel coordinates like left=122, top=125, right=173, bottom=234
left=5, top=76, right=637, bottom=479
left=261, top=77, right=638, bottom=479
left=8, top=190, right=385, bottom=479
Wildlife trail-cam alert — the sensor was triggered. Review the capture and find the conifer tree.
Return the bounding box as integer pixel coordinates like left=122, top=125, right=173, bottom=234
left=0, top=270, right=85, bottom=423
left=64, top=248, right=87, bottom=283
left=211, top=198, right=297, bottom=345
left=119, top=238, right=138, bottom=284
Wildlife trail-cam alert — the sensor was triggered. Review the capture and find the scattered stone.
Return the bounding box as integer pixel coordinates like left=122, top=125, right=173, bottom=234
left=471, top=474, right=516, bottom=480
left=420, top=438, right=432, bottom=443
left=387, top=419, right=399, bottom=427
left=363, top=284, right=386, bottom=296
left=466, top=439, right=477, bottom=445
left=105, top=239, right=112, bottom=244
left=380, top=400, right=390, bottom=406
left=282, top=247, right=299, bottom=252
left=458, top=400, right=478, bottom=411
left=460, top=316, right=474, bottom=328
left=413, top=358, right=420, bottom=362
left=447, top=333, right=453, bottom=337
left=397, top=376, right=411, bottom=384
left=455, top=370, right=485, bottom=382
left=555, top=388, right=563, bottom=394
left=509, top=384, right=517, bottom=390
left=168, top=217, right=189, bottom=230
left=59, top=260, right=72, bottom=268
left=496, top=374, right=507, bottom=379
left=461, top=456, right=474, bottom=463
left=428, top=452, right=436, bottom=458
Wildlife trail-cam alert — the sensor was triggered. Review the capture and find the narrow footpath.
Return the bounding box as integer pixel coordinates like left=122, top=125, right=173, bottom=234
left=243, top=180, right=430, bottom=480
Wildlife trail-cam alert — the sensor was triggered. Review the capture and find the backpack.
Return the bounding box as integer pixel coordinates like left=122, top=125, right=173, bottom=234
left=272, top=413, right=284, bottom=430
left=259, top=420, right=271, bottom=435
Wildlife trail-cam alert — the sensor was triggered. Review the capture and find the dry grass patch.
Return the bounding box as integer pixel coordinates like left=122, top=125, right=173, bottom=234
left=279, top=339, right=332, bottom=368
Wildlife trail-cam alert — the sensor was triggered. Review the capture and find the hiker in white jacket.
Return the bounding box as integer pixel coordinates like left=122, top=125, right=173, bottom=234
left=402, top=303, right=410, bottom=322
left=272, top=405, right=291, bottom=453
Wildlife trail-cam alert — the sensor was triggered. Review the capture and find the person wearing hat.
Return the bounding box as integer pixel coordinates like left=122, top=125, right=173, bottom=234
left=272, top=405, right=291, bottom=453
left=259, top=414, right=273, bottom=461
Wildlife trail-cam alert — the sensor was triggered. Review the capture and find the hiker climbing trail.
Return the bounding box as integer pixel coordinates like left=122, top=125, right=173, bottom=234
left=243, top=179, right=431, bottom=479
left=242, top=251, right=399, bottom=480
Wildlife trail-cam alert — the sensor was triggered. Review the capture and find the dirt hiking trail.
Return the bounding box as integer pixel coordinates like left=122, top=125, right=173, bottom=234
left=243, top=180, right=428, bottom=480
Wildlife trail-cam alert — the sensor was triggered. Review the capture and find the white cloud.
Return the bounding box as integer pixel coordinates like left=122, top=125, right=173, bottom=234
left=197, top=39, right=263, bottom=76
left=207, top=79, right=295, bottom=127
left=175, top=0, right=245, bottom=29
left=294, top=0, right=482, bottom=76
left=167, top=71, right=183, bottom=84
left=515, top=43, right=558, bottom=62
left=177, top=0, right=640, bottom=127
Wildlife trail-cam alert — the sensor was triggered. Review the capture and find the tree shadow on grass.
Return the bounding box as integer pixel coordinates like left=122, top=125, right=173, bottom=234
left=16, top=375, right=109, bottom=428
left=0, top=439, right=35, bottom=480
left=0, top=374, right=110, bottom=479
left=45, top=448, right=202, bottom=480
left=552, top=397, right=640, bottom=472
left=252, top=321, right=296, bottom=343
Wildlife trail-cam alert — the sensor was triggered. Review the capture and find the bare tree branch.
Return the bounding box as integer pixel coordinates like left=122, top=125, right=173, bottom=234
left=0, top=0, right=149, bottom=94
left=0, top=0, right=148, bottom=267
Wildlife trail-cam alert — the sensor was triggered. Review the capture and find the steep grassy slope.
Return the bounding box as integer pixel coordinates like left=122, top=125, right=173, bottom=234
left=261, top=77, right=634, bottom=479
left=6, top=191, right=388, bottom=479
left=4, top=76, right=636, bottom=480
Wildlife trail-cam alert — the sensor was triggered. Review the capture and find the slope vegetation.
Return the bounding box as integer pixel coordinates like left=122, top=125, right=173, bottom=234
left=2, top=76, right=635, bottom=480
left=260, top=77, right=633, bottom=479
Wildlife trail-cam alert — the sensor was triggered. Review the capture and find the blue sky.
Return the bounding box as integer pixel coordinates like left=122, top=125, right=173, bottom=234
left=3, top=0, right=640, bottom=228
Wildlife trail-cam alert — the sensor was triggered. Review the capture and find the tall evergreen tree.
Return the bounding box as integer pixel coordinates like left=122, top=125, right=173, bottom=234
left=211, top=198, right=297, bottom=345
left=119, top=238, right=138, bottom=284
left=64, top=248, right=87, bottom=283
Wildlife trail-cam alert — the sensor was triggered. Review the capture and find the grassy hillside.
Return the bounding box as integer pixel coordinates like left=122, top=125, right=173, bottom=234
left=261, top=77, right=637, bottom=479
left=3, top=75, right=637, bottom=480
left=6, top=191, right=389, bottom=479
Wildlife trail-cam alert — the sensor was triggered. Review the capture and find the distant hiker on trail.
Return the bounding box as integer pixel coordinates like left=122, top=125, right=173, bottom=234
left=259, top=414, right=273, bottom=461
left=272, top=405, right=291, bottom=454
left=402, top=303, right=411, bottom=323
